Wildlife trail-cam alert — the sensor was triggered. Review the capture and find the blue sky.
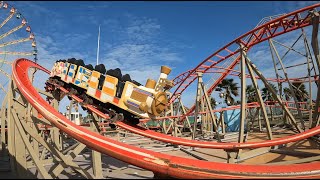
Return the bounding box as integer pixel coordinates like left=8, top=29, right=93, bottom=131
left=1, top=1, right=319, bottom=113
left=9, top=1, right=317, bottom=77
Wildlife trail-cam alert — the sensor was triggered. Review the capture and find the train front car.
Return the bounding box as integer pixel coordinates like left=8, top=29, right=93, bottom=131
left=50, top=60, right=65, bottom=79
left=122, top=66, right=173, bottom=120
left=47, top=58, right=173, bottom=126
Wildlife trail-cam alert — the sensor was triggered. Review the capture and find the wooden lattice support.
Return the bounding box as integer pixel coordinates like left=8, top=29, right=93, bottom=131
left=1, top=76, right=108, bottom=178
left=90, top=112, right=104, bottom=179
left=300, top=27, right=315, bottom=129
left=238, top=43, right=247, bottom=145
left=177, top=94, right=193, bottom=133
left=1, top=93, right=8, bottom=156
left=310, top=10, right=320, bottom=127
left=241, top=43, right=273, bottom=140
left=245, top=55, right=303, bottom=133
left=193, top=72, right=220, bottom=143
left=269, top=39, right=306, bottom=130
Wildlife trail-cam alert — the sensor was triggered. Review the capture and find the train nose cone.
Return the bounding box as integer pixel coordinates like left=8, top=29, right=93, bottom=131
left=151, top=92, right=168, bottom=116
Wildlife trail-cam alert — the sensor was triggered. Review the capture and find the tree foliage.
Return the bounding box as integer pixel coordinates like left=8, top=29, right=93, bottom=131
left=246, top=84, right=257, bottom=103
left=292, top=81, right=308, bottom=102
left=216, top=78, right=239, bottom=106
left=261, top=83, right=278, bottom=103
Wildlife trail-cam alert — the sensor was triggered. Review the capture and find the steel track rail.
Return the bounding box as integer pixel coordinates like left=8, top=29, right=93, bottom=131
left=170, top=4, right=320, bottom=119
left=52, top=77, right=317, bottom=150
left=11, top=58, right=320, bottom=178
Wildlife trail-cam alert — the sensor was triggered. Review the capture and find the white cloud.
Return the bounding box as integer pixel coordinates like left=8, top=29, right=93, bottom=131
left=125, top=67, right=162, bottom=85
left=15, top=2, right=52, bottom=16
left=0, top=6, right=185, bottom=116
left=176, top=15, right=319, bottom=109
left=86, top=3, right=110, bottom=10
left=99, top=14, right=183, bottom=85
left=272, top=1, right=319, bottom=15
left=126, top=16, right=161, bottom=43
left=4, top=1, right=318, bottom=116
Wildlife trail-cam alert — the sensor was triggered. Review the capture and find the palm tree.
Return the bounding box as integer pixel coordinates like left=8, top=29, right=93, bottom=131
left=246, top=85, right=257, bottom=103
left=210, top=97, right=217, bottom=109
left=246, top=85, right=259, bottom=119
left=261, top=83, right=278, bottom=103
left=292, top=81, right=308, bottom=102
left=261, top=83, right=278, bottom=121
left=283, top=87, right=292, bottom=101
left=216, top=78, right=239, bottom=106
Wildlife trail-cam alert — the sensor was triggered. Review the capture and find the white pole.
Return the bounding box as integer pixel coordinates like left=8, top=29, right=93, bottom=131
left=96, top=25, right=101, bottom=66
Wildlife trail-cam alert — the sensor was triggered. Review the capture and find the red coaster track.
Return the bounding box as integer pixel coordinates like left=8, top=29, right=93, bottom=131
left=170, top=3, right=320, bottom=117
left=11, top=58, right=320, bottom=178
left=8, top=3, right=320, bottom=179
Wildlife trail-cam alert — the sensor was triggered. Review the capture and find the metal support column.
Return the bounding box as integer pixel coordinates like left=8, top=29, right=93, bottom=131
left=52, top=99, right=63, bottom=151
left=173, top=99, right=178, bottom=137
left=199, top=76, right=220, bottom=141
left=1, top=94, right=8, bottom=155
left=178, top=94, right=192, bottom=133
left=90, top=112, right=104, bottom=179
left=10, top=108, right=51, bottom=178
left=245, top=56, right=303, bottom=133
left=12, top=96, right=28, bottom=178
left=269, top=39, right=306, bottom=130
left=302, top=28, right=314, bottom=129
left=192, top=72, right=202, bottom=141
left=258, top=108, right=262, bottom=132
left=7, top=80, right=16, bottom=173
left=268, top=39, right=283, bottom=98
left=243, top=48, right=273, bottom=140
left=200, top=93, right=205, bottom=135
left=238, top=43, right=247, bottom=144
left=310, top=10, right=320, bottom=127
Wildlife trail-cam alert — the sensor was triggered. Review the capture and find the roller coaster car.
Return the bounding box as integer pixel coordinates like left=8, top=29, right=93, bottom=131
left=49, top=58, right=173, bottom=124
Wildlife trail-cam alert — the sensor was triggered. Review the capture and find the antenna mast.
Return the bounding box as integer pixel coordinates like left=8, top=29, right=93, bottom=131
left=96, top=25, right=101, bottom=66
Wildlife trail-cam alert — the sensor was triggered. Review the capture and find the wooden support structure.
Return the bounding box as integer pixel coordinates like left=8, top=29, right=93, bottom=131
left=192, top=72, right=202, bottom=141
left=238, top=43, right=247, bottom=144
left=268, top=39, right=283, bottom=99
left=310, top=10, right=320, bottom=127
left=0, top=76, right=107, bottom=178
left=1, top=93, right=8, bottom=155
left=242, top=45, right=273, bottom=140
left=301, top=27, right=315, bottom=129
left=90, top=112, right=104, bottom=179
left=0, top=5, right=320, bottom=178
left=177, top=94, right=193, bottom=133
left=269, top=39, right=306, bottom=130
left=244, top=55, right=303, bottom=133
left=194, top=72, right=221, bottom=142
